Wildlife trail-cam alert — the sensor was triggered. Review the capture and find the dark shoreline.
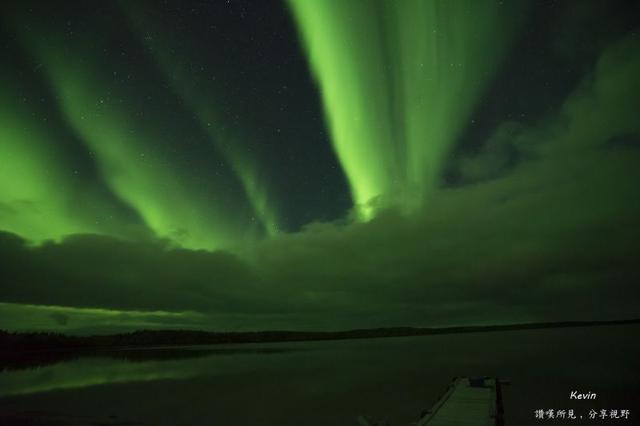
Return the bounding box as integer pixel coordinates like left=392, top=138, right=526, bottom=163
left=3, top=317, right=639, bottom=354
left=2, top=318, right=639, bottom=371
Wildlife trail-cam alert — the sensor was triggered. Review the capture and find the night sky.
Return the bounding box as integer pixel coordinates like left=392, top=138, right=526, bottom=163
left=1, top=0, right=639, bottom=334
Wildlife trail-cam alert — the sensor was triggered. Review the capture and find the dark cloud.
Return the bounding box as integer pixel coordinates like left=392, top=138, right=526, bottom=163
left=50, top=312, right=69, bottom=326
left=0, top=232, right=259, bottom=314
left=456, top=121, right=525, bottom=183
left=606, top=133, right=640, bottom=150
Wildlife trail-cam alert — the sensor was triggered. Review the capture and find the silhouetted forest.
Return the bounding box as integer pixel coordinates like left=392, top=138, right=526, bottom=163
left=3, top=318, right=638, bottom=353
left=2, top=318, right=638, bottom=371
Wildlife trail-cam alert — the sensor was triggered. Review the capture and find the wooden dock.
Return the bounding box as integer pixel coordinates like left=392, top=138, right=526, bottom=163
left=357, top=376, right=505, bottom=426
left=415, top=377, right=504, bottom=426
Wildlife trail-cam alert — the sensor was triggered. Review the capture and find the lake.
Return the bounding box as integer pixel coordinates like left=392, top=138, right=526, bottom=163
left=1, top=324, right=638, bottom=425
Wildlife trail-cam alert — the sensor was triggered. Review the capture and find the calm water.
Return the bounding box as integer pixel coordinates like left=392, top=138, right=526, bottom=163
left=1, top=325, right=638, bottom=425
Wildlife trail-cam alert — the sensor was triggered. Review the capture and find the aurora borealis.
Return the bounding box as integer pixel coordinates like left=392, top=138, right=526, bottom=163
left=288, top=0, right=524, bottom=217
left=1, top=0, right=639, bottom=333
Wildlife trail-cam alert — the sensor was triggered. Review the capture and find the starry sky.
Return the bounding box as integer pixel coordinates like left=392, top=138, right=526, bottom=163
left=1, top=0, right=639, bottom=334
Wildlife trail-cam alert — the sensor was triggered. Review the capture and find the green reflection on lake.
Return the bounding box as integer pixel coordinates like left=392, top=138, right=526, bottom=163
left=1, top=325, right=638, bottom=425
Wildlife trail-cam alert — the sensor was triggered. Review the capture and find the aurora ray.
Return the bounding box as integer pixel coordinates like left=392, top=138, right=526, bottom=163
left=0, top=58, right=145, bottom=242
left=288, top=0, right=524, bottom=218
left=0, top=87, right=104, bottom=241
left=7, top=7, right=259, bottom=250
left=123, top=3, right=281, bottom=236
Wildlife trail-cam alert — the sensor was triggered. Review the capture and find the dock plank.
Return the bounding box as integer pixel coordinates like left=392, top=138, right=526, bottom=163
left=417, top=377, right=496, bottom=426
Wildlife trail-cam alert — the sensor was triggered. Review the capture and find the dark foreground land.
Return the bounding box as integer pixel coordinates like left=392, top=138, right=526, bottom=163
left=2, top=318, right=639, bottom=371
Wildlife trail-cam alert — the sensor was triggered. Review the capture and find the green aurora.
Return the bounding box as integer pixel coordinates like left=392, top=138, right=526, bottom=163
left=288, top=0, right=524, bottom=218
left=7, top=10, right=258, bottom=250
left=123, top=2, right=281, bottom=237
left=0, top=0, right=639, bottom=333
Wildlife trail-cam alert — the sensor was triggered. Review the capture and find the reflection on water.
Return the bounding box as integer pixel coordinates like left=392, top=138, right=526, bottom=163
left=0, top=346, right=298, bottom=372
left=1, top=325, right=639, bottom=425
left=0, top=346, right=300, bottom=396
